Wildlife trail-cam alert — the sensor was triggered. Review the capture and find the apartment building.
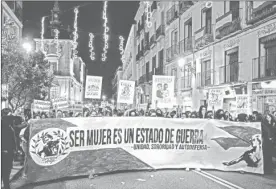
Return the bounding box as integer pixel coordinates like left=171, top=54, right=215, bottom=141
left=162, top=1, right=276, bottom=113
left=135, top=1, right=166, bottom=107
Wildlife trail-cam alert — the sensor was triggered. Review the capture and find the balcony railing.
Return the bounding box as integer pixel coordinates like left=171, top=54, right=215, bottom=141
left=247, top=2, right=276, bottom=25
left=196, top=69, right=215, bottom=88
left=166, top=44, right=179, bottom=62
left=150, top=34, right=157, bottom=48
left=252, top=53, right=276, bottom=80
left=179, top=1, right=194, bottom=15
left=156, top=25, right=165, bottom=40
left=215, top=9, right=242, bottom=39
left=180, top=76, right=192, bottom=89
left=166, top=4, right=179, bottom=25
left=194, top=25, right=214, bottom=50
left=179, top=37, right=194, bottom=54
left=219, top=62, right=242, bottom=84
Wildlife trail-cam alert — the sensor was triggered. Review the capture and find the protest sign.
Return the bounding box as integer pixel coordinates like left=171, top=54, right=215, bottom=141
left=152, top=75, right=175, bottom=108
left=33, top=100, right=51, bottom=112
left=19, top=118, right=263, bottom=187
left=85, top=76, right=102, bottom=99
left=236, top=95, right=250, bottom=114
left=52, top=97, right=69, bottom=110
left=117, top=80, right=135, bottom=104
left=208, top=89, right=224, bottom=110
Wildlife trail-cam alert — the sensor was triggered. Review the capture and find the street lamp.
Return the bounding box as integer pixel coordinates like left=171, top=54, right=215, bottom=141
left=22, top=42, right=32, bottom=53
left=102, top=95, right=106, bottom=101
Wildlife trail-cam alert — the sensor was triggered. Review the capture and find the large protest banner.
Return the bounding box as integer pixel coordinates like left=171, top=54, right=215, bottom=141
left=33, top=100, right=51, bottom=112
left=85, top=76, right=102, bottom=99
left=18, top=118, right=263, bottom=187
left=152, top=75, right=175, bottom=108
left=117, top=80, right=135, bottom=104
left=208, top=89, right=224, bottom=110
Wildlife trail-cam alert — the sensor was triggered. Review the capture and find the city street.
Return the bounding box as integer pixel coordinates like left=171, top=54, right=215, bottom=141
left=11, top=169, right=276, bottom=189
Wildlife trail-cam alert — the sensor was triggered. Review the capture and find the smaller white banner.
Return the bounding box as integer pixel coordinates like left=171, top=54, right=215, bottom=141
left=236, top=95, right=250, bottom=114
left=33, top=100, right=51, bottom=112
left=208, top=89, right=224, bottom=110
left=117, top=80, right=135, bottom=104
left=85, top=76, right=102, bottom=99
left=52, top=97, right=69, bottom=110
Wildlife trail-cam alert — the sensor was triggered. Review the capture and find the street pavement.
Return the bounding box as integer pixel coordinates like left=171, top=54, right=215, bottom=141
left=11, top=169, right=276, bottom=189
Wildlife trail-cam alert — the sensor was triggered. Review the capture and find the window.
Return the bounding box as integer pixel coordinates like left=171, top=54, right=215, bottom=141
left=161, top=11, right=164, bottom=25
left=246, top=1, right=253, bottom=22
left=230, top=1, right=240, bottom=20
left=205, top=8, right=212, bottom=34
left=50, top=61, right=58, bottom=73
left=184, top=64, right=192, bottom=88
left=158, top=49, right=164, bottom=68
left=171, top=29, right=178, bottom=45
left=152, top=55, right=156, bottom=74
left=184, top=19, right=192, bottom=38
left=263, top=39, right=276, bottom=77
left=201, top=59, right=211, bottom=86
left=225, top=47, right=239, bottom=82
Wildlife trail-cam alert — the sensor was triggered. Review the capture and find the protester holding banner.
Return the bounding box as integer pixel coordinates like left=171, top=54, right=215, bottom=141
left=198, top=105, right=207, bottom=119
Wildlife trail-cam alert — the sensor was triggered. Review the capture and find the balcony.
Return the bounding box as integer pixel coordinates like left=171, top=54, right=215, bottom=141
left=194, top=25, right=214, bottom=50
left=252, top=54, right=276, bottom=80
left=247, top=2, right=276, bottom=25
left=179, top=37, right=194, bottom=55
left=147, top=71, right=153, bottom=82
left=166, top=4, right=179, bottom=25
left=215, top=9, right=242, bottom=39
left=219, top=62, right=242, bottom=84
left=179, top=1, right=194, bottom=15
left=166, top=44, right=179, bottom=62
left=144, top=42, right=150, bottom=55
left=150, top=34, right=157, bottom=48
left=156, top=25, right=165, bottom=40
left=180, top=76, right=192, bottom=90
left=196, top=69, right=215, bottom=88
left=155, top=66, right=163, bottom=75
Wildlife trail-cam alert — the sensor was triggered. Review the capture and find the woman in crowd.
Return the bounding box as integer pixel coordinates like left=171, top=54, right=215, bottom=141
left=41, top=112, right=48, bottom=119
left=215, top=109, right=225, bottom=120
left=206, top=111, right=214, bottom=119
left=224, top=111, right=233, bottom=121
left=190, top=111, right=198, bottom=118
left=185, top=111, right=191, bottom=118
left=198, top=105, right=207, bottom=119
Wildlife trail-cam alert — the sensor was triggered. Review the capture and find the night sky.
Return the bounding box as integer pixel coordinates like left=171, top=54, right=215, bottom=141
left=22, top=1, right=139, bottom=99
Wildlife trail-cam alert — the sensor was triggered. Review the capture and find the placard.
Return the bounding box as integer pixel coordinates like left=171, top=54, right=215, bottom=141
left=152, top=75, right=175, bottom=108
left=33, top=100, right=51, bottom=112
left=117, top=80, right=135, bottom=104
left=52, top=97, right=69, bottom=110
left=208, top=89, right=224, bottom=110
left=85, top=76, right=102, bottom=99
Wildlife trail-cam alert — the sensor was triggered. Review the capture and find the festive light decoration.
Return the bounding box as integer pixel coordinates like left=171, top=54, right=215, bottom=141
left=54, top=29, right=60, bottom=57
left=144, top=1, right=152, bottom=28
left=40, top=17, right=45, bottom=54
left=102, top=1, right=109, bottom=62
left=72, top=7, right=79, bottom=59
left=89, top=33, right=95, bottom=60
left=119, top=36, right=125, bottom=64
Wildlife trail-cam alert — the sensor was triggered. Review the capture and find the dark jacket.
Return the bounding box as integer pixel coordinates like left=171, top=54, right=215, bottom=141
left=1, top=116, right=17, bottom=152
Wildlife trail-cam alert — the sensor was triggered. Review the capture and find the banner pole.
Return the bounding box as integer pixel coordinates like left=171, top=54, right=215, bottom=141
left=31, top=103, right=34, bottom=119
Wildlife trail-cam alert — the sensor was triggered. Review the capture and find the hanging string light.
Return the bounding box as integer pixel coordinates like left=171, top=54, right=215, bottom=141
left=54, top=29, right=60, bottom=57
left=144, top=1, right=152, bottom=28
left=119, top=36, right=125, bottom=64
left=40, top=16, right=45, bottom=53
left=102, top=1, right=109, bottom=62
left=89, top=33, right=95, bottom=60
left=72, top=7, right=79, bottom=59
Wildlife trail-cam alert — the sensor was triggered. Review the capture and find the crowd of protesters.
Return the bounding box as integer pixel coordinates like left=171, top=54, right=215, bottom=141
left=1, top=105, right=276, bottom=188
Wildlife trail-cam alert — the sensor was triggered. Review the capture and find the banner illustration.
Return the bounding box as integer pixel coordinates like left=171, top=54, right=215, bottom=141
left=208, top=89, right=224, bottom=110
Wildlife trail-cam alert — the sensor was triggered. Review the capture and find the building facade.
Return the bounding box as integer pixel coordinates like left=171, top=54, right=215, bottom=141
left=112, top=66, right=123, bottom=107
left=130, top=1, right=276, bottom=114
left=1, top=0, right=23, bottom=109
left=135, top=1, right=165, bottom=109
left=34, top=39, right=86, bottom=105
